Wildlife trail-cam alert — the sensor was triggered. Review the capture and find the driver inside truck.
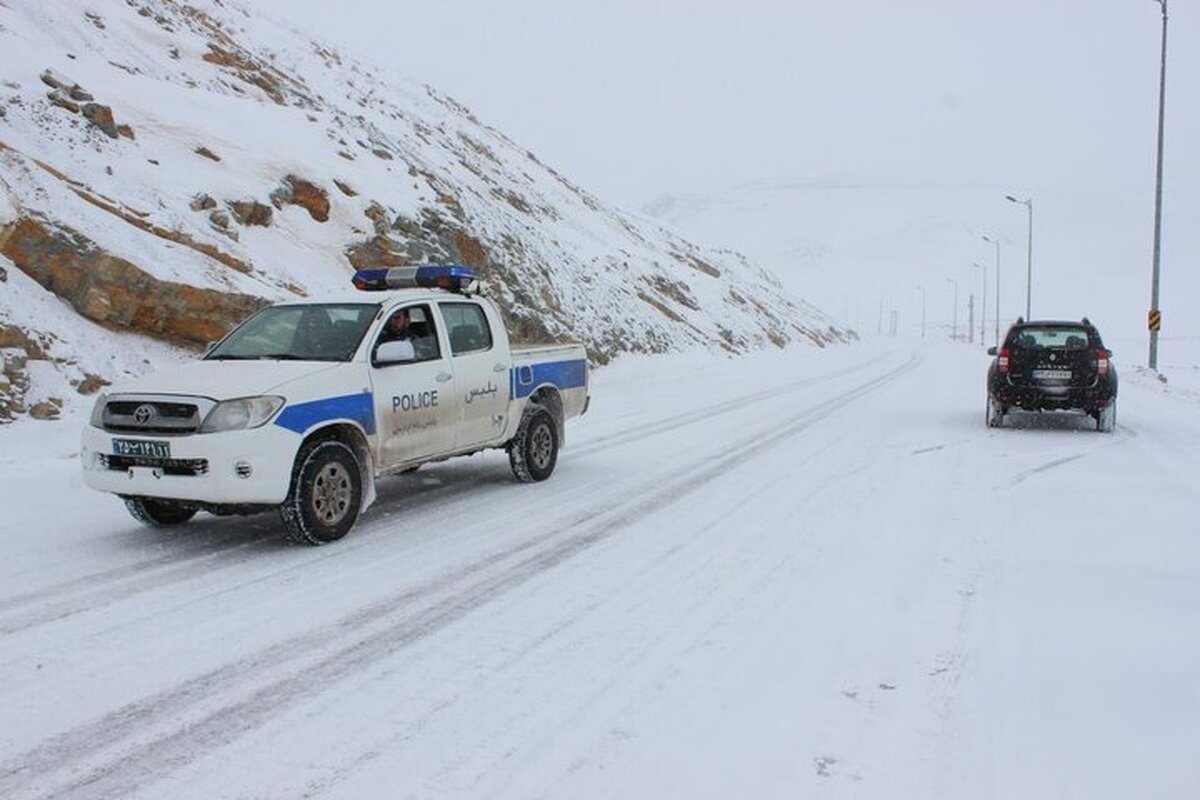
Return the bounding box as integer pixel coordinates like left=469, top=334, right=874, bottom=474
left=379, top=306, right=439, bottom=361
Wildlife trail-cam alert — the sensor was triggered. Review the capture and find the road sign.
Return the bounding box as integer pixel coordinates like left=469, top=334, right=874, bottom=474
left=1149, top=309, right=1162, bottom=332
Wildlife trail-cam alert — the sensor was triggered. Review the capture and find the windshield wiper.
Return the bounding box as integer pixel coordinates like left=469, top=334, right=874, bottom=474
left=207, top=353, right=340, bottom=362
left=254, top=353, right=308, bottom=361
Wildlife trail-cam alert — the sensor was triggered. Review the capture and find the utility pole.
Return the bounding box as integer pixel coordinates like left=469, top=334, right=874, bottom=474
left=1006, top=195, right=1033, bottom=319
left=968, top=294, right=975, bottom=344
left=946, top=278, right=959, bottom=341
left=974, top=262, right=987, bottom=349
left=982, top=235, right=1001, bottom=346
left=1149, top=0, right=1169, bottom=371
left=916, top=286, right=926, bottom=339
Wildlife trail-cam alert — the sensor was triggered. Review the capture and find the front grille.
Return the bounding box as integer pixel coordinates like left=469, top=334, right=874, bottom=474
left=107, top=400, right=196, bottom=418
left=101, top=397, right=209, bottom=435
left=101, top=454, right=209, bottom=476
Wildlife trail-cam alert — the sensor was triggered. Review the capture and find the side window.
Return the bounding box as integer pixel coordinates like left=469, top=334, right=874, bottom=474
left=441, top=302, right=493, bottom=356
left=374, top=304, right=442, bottom=364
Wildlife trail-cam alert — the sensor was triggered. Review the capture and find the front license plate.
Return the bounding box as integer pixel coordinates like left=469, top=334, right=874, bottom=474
left=112, top=438, right=171, bottom=458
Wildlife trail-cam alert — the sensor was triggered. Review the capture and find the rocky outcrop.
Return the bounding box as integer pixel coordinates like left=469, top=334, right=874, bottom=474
left=189, top=193, right=217, bottom=212
left=284, top=176, right=329, bottom=222
left=81, top=103, right=118, bottom=139
left=41, top=69, right=129, bottom=139
left=1, top=325, right=42, bottom=422
left=228, top=200, right=273, bottom=227
left=201, top=44, right=286, bottom=105
left=268, top=176, right=330, bottom=222
left=0, top=217, right=266, bottom=346
left=29, top=397, right=62, bottom=420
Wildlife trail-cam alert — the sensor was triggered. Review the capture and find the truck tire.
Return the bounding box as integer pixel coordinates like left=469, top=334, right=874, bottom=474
left=508, top=406, right=558, bottom=483
left=123, top=497, right=197, bottom=527
left=280, top=439, right=363, bottom=545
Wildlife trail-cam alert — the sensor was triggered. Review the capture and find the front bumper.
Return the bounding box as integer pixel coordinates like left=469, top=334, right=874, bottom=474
left=81, top=423, right=299, bottom=505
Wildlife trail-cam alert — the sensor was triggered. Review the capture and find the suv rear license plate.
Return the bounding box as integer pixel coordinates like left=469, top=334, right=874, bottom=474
left=1032, top=369, right=1072, bottom=381
left=112, top=438, right=171, bottom=458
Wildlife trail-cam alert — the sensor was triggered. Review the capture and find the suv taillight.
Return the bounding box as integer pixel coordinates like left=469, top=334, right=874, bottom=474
left=1096, top=349, right=1110, bottom=376
left=998, top=348, right=1011, bottom=373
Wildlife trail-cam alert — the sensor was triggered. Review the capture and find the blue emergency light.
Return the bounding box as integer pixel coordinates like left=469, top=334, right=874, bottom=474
left=352, top=264, right=480, bottom=293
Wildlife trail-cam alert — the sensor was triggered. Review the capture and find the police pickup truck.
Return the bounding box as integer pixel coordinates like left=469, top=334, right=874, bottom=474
left=81, top=265, right=589, bottom=544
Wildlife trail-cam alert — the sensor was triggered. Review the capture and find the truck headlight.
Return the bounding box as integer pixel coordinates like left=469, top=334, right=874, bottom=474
left=200, top=396, right=285, bottom=433
left=89, top=393, right=109, bottom=428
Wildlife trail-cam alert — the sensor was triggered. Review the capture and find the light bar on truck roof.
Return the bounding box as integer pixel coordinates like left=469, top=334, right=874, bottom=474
left=352, top=264, right=481, bottom=294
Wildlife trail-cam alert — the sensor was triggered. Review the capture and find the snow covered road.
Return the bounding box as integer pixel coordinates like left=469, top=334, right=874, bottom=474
left=1, top=342, right=1196, bottom=799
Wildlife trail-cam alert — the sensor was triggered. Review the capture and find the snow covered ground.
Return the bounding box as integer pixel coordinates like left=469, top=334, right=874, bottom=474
left=0, top=339, right=1196, bottom=799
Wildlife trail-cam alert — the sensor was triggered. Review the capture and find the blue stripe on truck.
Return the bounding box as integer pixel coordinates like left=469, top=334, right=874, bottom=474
left=274, top=392, right=376, bottom=435
left=510, top=359, right=588, bottom=399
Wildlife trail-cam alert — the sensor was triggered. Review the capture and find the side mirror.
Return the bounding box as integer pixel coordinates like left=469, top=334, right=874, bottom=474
left=375, top=339, right=416, bottom=365
left=987, top=346, right=998, bottom=356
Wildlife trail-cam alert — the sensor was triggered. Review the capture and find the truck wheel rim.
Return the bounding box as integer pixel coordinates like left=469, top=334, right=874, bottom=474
left=530, top=424, right=553, bottom=470
left=312, top=462, right=352, bottom=525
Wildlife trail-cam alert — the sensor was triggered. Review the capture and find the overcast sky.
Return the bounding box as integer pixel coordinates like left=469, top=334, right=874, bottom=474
left=252, top=0, right=1197, bottom=349
left=255, top=0, right=1195, bottom=208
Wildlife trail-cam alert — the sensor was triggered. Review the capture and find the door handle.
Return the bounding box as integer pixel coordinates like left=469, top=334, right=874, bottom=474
left=436, top=372, right=453, bottom=383
left=493, top=363, right=508, bottom=373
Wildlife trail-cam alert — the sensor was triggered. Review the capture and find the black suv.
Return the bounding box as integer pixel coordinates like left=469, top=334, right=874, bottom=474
left=986, top=318, right=1118, bottom=432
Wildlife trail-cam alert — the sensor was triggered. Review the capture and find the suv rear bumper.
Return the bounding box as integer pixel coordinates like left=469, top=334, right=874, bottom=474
left=990, top=382, right=1115, bottom=412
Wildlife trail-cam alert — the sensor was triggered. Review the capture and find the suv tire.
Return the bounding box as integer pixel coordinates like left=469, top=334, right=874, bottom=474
left=1096, top=401, right=1117, bottom=434
left=986, top=396, right=1006, bottom=429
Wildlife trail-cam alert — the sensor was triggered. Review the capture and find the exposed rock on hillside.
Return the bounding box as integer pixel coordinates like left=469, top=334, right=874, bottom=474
left=276, top=176, right=330, bottom=222
left=0, top=217, right=266, bottom=345
left=228, top=200, right=273, bottom=227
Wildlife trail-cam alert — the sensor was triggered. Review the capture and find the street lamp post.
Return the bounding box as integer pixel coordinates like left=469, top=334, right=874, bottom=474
left=973, top=262, right=988, bottom=349
left=982, top=234, right=1001, bottom=346
left=1006, top=195, right=1033, bottom=319
left=946, top=278, right=959, bottom=341
left=1149, top=0, right=1169, bottom=371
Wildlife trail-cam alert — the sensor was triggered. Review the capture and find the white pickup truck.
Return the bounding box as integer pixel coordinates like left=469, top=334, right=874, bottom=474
left=81, top=265, right=589, bottom=544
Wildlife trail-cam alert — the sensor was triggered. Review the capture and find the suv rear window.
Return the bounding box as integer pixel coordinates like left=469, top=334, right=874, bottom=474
left=1009, top=326, right=1092, bottom=350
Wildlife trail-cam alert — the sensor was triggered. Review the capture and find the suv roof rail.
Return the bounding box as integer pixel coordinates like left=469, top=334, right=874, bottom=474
left=1082, top=316, right=1091, bottom=325
left=1016, top=316, right=1025, bottom=325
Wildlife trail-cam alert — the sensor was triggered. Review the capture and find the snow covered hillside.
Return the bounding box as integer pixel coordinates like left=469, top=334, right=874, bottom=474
left=1, top=340, right=1196, bottom=799
left=0, top=0, right=846, bottom=423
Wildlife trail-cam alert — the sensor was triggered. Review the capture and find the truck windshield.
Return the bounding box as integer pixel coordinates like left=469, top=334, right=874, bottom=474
left=207, top=303, right=380, bottom=362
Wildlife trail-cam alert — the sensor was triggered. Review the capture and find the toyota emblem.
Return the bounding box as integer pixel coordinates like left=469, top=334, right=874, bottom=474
left=133, top=404, right=155, bottom=425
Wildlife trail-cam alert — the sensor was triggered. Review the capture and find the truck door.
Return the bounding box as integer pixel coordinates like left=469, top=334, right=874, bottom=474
left=439, top=300, right=510, bottom=449
left=369, top=303, right=457, bottom=470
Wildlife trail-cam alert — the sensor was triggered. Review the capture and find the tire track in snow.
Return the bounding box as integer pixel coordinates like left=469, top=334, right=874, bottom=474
left=994, top=426, right=1131, bottom=490
left=571, top=352, right=889, bottom=456
left=0, top=352, right=891, bottom=638
left=0, top=354, right=920, bottom=800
